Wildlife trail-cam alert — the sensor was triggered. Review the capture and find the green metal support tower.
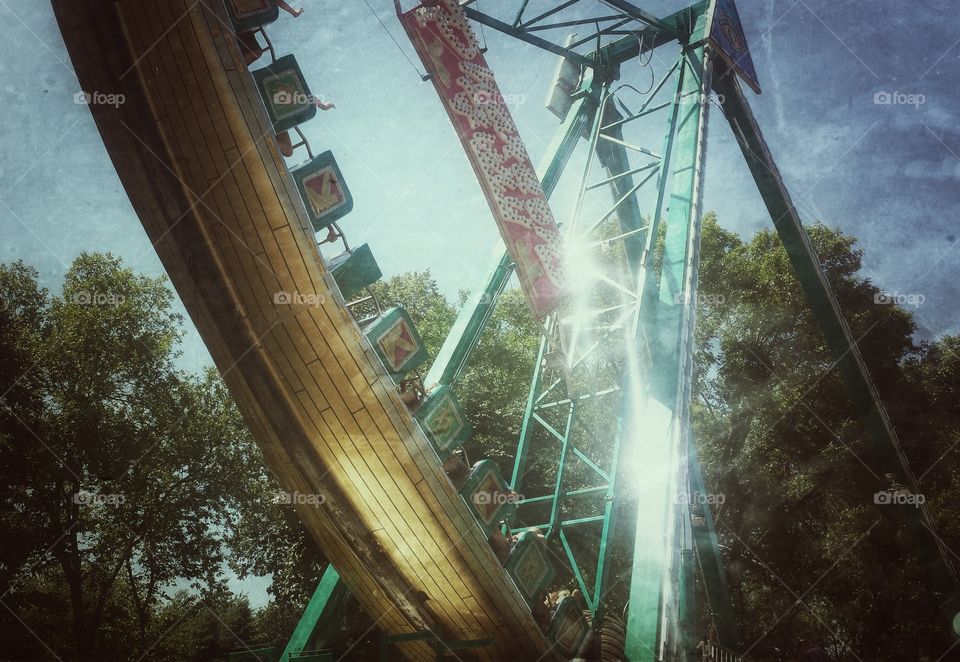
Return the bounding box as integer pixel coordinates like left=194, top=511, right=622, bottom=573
left=277, top=1, right=960, bottom=659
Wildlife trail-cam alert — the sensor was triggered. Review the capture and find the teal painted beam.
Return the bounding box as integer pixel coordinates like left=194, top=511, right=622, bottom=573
left=424, top=88, right=593, bottom=389
left=649, top=48, right=709, bottom=404
left=587, top=88, right=670, bottom=628
left=511, top=78, right=609, bottom=517
left=510, top=335, right=549, bottom=494
left=624, top=33, right=712, bottom=660
left=713, top=63, right=959, bottom=591
left=463, top=1, right=709, bottom=85
left=598, top=0, right=674, bottom=30
left=546, top=402, right=578, bottom=537
left=463, top=7, right=594, bottom=68
left=689, top=437, right=739, bottom=650
left=679, top=542, right=698, bottom=659
left=591, top=40, right=693, bottom=654
left=424, top=251, right=513, bottom=390
left=520, top=485, right=608, bottom=504
left=580, top=90, right=687, bottom=645
left=601, top=1, right=709, bottom=68
left=590, top=407, right=624, bottom=627
left=511, top=79, right=656, bottom=625
left=595, top=118, right=648, bottom=273
left=279, top=565, right=349, bottom=661
left=463, top=10, right=672, bottom=73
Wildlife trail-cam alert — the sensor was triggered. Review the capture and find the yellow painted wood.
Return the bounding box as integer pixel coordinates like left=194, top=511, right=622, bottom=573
left=51, top=0, right=551, bottom=659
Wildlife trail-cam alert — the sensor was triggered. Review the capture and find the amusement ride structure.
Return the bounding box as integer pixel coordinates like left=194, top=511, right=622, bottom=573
left=52, top=0, right=959, bottom=659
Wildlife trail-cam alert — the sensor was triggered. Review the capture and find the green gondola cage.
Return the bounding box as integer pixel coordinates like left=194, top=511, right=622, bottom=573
left=328, top=244, right=381, bottom=302
left=224, top=0, right=279, bottom=33
left=459, top=459, right=517, bottom=535
left=414, top=385, right=473, bottom=460
left=291, top=151, right=354, bottom=232
left=505, top=530, right=556, bottom=606
left=364, top=307, right=428, bottom=380
left=252, top=54, right=318, bottom=133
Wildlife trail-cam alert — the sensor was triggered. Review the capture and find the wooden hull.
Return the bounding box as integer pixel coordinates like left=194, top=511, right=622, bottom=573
left=50, top=1, right=549, bottom=658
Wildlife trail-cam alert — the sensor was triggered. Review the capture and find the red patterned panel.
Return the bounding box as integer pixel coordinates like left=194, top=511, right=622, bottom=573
left=397, top=0, right=566, bottom=318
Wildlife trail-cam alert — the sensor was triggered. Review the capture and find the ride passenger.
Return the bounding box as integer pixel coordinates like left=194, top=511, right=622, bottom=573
left=276, top=1, right=304, bottom=17
left=235, top=0, right=306, bottom=67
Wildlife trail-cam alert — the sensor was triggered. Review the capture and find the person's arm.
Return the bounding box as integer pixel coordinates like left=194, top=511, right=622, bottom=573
left=277, top=0, right=303, bottom=17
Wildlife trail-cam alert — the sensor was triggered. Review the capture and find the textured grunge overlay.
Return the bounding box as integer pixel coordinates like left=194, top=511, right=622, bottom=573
left=397, top=0, right=566, bottom=318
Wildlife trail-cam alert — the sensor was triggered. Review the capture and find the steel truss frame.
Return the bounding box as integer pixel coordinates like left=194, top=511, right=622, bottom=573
left=460, top=0, right=677, bottom=69
left=281, top=2, right=960, bottom=660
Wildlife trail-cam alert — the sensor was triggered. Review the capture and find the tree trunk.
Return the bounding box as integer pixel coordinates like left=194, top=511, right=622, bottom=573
left=59, top=526, right=93, bottom=661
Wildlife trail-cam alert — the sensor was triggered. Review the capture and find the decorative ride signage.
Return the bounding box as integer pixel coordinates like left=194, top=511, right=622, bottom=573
left=396, top=0, right=567, bottom=319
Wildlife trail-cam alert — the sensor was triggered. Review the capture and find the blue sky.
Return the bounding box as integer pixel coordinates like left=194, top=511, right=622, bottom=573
left=1, top=0, right=958, bottom=604
left=2, top=0, right=959, bottom=352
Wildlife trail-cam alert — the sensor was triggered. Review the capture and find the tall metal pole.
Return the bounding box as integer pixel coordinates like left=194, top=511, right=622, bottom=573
left=623, top=9, right=713, bottom=655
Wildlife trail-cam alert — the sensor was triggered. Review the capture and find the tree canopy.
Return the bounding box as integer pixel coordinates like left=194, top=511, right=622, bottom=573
left=2, top=212, right=960, bottom=660
left=693, top=214, right=960, bottom=660
left=0, top=254, right=275, bottom=660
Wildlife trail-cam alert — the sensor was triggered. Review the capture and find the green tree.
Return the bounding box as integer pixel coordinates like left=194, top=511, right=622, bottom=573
left=0, top=254, right=268, bottom=660
left=692, top=214, right=960, bottom=660
left=458, top=288, right=540, bottom=469
left=8, top=232, right=953, bottom=661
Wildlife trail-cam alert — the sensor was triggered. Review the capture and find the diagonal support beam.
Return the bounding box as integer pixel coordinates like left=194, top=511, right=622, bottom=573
left=598, top=0, right=673, bottom=30
left=279, top=565, right=350, bottom=660
left=464, top=6, right=680, bottom=70
left=463, top=6, right=594, bottom=67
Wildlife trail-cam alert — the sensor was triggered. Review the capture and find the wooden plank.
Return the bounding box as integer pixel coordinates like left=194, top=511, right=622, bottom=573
left=161, top=2, right=233, bottom=177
